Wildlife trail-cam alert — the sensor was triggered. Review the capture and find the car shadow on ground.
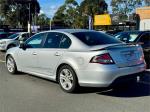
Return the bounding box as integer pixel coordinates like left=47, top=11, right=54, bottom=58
left=76, top=82, right=150, bottom=98
left=77, top=72, right=150, bottom=98
left=97, top=82, right=150, bottom=98
left=20, top=71, right=150, bottom=98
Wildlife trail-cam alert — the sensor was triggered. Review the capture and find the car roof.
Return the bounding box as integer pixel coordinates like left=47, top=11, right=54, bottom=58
left=53, top=29, right=93, bottom=33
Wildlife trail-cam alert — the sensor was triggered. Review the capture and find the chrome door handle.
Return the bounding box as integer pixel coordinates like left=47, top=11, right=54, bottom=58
left=32, top=52, right=37, bottom=55
left=55, top=52, right=60, bottom=56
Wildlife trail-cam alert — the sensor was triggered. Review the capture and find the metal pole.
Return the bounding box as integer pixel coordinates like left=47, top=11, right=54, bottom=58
left=35, top=5, right=37, bottom=26
left=89, top=16, right=92, bottom=30
left=29, top=2, right=31, bottom=36
left=50, top=18, right=52, bottom=30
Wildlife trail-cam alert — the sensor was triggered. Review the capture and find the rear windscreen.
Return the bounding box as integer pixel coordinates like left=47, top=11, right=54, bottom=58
left=72, top=31, right=121, bottom=46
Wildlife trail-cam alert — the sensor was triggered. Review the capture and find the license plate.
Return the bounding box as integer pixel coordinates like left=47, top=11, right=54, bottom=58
left=121, top=50, right=137, bottom=61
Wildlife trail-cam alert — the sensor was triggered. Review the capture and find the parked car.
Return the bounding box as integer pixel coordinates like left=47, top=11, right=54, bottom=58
left=114, top=31, right=150, bottom=68
left=0, top=32, right=14, bottom=40
left=106, top=30, right=122, bottom=36
left=6, top=29, right=146, bottom=93
left=0, top=32, right=31, bottom=51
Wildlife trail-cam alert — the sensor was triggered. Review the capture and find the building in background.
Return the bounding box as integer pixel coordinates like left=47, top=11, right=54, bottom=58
left=136, top=7, right=150, bottom=31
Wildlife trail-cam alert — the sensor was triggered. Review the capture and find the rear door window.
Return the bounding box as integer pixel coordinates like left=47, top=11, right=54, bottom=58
left=59, top=34, right=71, bottom=49
left=43, top=32, right=63, bottom=48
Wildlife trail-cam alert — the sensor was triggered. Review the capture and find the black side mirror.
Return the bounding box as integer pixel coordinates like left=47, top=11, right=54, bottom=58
left=19, top=43, right=26, bottom=50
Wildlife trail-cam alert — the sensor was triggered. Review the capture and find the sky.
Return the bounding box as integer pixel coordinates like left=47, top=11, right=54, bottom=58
left=38, top=0, right=111, bottom=18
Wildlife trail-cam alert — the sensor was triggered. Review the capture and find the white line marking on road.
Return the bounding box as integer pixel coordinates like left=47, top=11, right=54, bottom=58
left=0, top=60, right=5, bottom=63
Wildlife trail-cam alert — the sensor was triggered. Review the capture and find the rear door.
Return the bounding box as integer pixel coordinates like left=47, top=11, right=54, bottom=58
left=37, top=32, right=70, bottom=75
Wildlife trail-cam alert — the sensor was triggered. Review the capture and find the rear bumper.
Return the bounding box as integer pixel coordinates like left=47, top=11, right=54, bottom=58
left=109, top=72, right=144, bottom=87
left=77, top=63, right=146, bottom=87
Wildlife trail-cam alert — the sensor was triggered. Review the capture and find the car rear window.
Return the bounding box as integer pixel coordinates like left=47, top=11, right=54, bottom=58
left=72, top=31, right=121, bottom=46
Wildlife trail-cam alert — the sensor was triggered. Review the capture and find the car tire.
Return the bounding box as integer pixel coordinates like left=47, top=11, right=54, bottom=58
left=58, top=65, right=78, bottom=93
left=6, top=55, right=17, bottom=74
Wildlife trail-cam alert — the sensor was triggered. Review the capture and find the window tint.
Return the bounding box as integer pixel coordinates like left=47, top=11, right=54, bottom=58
left=139, top=33, right=150, bottom=43
left=44, top=32, right=62, bottom=48
left=25, top=33, right=45, bottom=48
left=60, top=34, right=71, bottom=48
left=19, top=33, right=29, bottom=41
left=115, top=33, right=129, bottom=42
left=115, top=32, right=140, bottom=43
left=72, top=31, right=121, bottom=46
left=8, top=33, right=19, bottom=39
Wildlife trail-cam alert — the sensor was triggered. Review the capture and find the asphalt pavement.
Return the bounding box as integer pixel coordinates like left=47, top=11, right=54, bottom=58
left=0, top=51, right=150, bottom=112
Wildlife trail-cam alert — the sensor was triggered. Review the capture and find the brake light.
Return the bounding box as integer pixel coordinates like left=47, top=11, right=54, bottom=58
left=138, top=47, right=145, bottom=61
left=90, top=53, right=114, bottom=64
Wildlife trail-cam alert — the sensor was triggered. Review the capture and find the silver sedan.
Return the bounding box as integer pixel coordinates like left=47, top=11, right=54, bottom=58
left=5, top=29, right=146, bottom=93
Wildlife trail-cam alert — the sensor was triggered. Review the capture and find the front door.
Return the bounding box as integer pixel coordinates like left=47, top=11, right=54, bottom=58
left=17, top=33, right=46, bottom=73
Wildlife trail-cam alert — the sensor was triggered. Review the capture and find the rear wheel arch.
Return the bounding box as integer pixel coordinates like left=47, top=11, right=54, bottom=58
left=56, top=63, right=79, bottom=93
left=56, top=63, right=78, bottom=82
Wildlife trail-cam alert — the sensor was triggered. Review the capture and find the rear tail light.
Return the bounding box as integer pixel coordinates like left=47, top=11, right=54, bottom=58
left=90, top=53, right=115, bottom=64
left=138, top=47, right=145, bottom=61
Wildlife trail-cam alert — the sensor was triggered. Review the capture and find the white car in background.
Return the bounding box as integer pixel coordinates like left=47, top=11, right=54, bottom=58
left=0, top=32, right=30, bottom=51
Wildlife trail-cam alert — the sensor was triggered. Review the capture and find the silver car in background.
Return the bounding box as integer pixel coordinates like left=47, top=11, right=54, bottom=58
left=0, top=32, right=29, bottom=51
left=6, top=29, right=146, bottom=93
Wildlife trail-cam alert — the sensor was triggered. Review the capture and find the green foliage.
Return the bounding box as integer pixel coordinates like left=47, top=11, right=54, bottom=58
left=53, top=0, right=79, bottom=28
left=80, top=0, right=107, bottom=17
left=37, top=14, right=50, bottom=26
left=53, top=0, right=108, bottom=28
left=0, top=0, right=40, bottom=28
left=111, top=0, right=143, bottom=21
left=79, top=0, right=108, bottom=28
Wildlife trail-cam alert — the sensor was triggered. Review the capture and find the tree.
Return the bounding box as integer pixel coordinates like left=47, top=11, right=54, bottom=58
left=77, top=0, right=108, bottom=28
left=111, top=0, right=143, bottom=21
left=80, top=0, right=107, bottom=17
left=37, top=14, right=50, bottom=27
left=144, top=0, right=150, bottom=6
left=0, top=0, right=40, bottom=28
left=53, top=0, right=108, bottom=28
left=53, top=0, right=79, bottom=28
